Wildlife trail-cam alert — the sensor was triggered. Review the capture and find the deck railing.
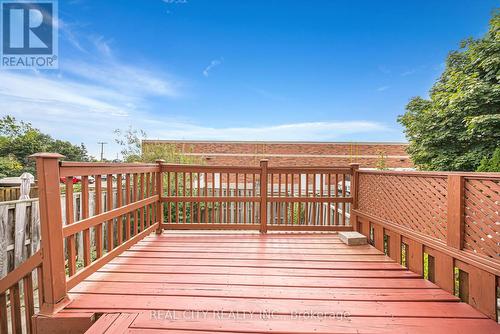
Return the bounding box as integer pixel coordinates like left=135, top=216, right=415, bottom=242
left=161, top=161, right=355, bottom=232
left=351, top=169, right=499, bottom=320
left=0, top=154, right=498, bottom=333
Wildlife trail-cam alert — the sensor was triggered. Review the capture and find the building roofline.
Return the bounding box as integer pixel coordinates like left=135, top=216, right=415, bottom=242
left=143, top=139, right=409, bottom=145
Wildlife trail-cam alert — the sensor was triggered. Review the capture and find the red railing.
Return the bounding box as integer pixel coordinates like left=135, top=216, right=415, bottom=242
left=160, top=161, right=355, bottom=232
left=0, top=155, right=498, bottom=333
left=352, top=170, right=499, bottom=320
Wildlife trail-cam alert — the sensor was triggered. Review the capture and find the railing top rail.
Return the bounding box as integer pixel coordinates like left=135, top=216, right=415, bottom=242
left=60, top=161, right=158, bottom=168
left=60, top=162, right=160, bottom=177
left=267, top=166, right=352, bottom=173
left=161, top=163, right=353, bottom=174
left=161, top=164, right=261, bottom=173
left=357, top=169, right=500, bottom=178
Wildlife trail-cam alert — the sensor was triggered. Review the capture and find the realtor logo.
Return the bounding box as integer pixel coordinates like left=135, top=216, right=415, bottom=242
left=1, top=0, right=58, bottom=69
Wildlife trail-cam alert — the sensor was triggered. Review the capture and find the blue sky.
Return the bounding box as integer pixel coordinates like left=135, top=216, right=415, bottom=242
left=0, top=0, right=497, bottom=159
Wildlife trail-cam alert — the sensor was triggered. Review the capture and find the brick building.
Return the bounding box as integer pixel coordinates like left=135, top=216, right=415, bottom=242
left=143, top=140, right=413, bottom=169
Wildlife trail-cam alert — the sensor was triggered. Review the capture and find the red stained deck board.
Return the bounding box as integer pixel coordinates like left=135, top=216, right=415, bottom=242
left=112, top=256, right=399, bottom=269
left=70, top=282, right=458, bottom=302
left=68, top=294, right=483, bottom=319
left=129, top=313, right=500, bottom=334
left=120, top=250, right=391, bottom=262
left=129, top=245, right=382, bottom=255
left=98, top=264, right=420, bottom=278
left=69, top=232, right=498, bottom=334
left=85, top=272, right=437, bottom=288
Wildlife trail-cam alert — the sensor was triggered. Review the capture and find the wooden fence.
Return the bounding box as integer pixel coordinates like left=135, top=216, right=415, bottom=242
left=0, top=187, right=38, bottom=202
left=352, top=170, right=499, bottom=320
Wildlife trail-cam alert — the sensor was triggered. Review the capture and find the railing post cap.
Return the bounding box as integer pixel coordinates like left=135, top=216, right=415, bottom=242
left=349, top=163, right=360, bottom=169
left=29, top=152, right=65, bottom=160
left=155, top=159, right=166, bottom=163
left=260, top=159, right=269, bottom=165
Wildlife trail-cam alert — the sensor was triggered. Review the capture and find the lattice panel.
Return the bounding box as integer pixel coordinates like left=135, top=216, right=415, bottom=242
left=358, top=173, right=448, bottom=241
left=464, top=178, right=500, bottom=260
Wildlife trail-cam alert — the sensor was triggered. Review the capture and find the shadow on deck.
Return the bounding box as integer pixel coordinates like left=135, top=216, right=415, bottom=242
left=55, top=232, right=498, bottom=333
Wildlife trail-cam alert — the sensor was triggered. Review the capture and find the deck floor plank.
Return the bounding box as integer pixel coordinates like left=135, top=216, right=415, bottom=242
left=74, top=232, right=499, bottom=333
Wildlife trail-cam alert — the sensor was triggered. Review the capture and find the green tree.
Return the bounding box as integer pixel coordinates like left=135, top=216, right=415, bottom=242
left=398, top=11, right=500, bottom=171
left=477, top=147, right=500, bottom=172
left=0, top=116, right=90, bottom=176
left=0, top=155, right=23, bottom=178
left=114, top=126, right=202, bottom=164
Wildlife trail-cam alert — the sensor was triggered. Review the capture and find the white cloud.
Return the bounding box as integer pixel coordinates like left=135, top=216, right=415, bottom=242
left=144, top=121, right=388, bottom=142
left=203, top=58, right=222, bottom=77
left=376, top=86, right=389, bottom=92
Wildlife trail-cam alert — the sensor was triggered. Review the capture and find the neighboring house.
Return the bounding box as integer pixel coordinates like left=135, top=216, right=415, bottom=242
left=142, top=140, right=413, bottom=168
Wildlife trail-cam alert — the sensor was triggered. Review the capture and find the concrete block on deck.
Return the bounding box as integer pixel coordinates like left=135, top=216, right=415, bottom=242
left=339, top=231, right=367, bottom=246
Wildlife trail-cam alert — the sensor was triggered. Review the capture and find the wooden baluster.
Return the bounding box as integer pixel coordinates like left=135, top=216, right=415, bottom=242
left=212, top=173, right=216, bottom=224
left=36, top=266, right=43, bottom=309
left=277, top=173, right=281, bottom=225
left=219, top=173, right=223, bottom=223
left=151, top=172, right=157, bottom=224
left=182, top=172, right=186, bottom=224
left=319, top=173, right=324, bottom=225
left=243, top=174, right=247, bottom=223
left=204, top=172, right=208, bottom=224
left=334, top=173, right=339, bottom=225
left=116, top=174, right=123, bottom=245
left=0, top=293, right=7, bottom=334
left=190, top=172, right=194, bottom=224
left=156, top=161, right=165, bottom=233
left=81, top=176, right=91, bottom=265
left=95, top=175, right=103, bottom=258
left=305, top=174, right=309, bottom=225
left=285, top=174, right=289, bottom=225
left=65, top=178, right=76, bottom=276
left=260, top=160, right=268, bottom=233
left=125, top=174, right=131, bottom=240
left=133, top=173, right=138, bottom=234
left=196, top=173, right=201, bottom=223
left=312, top=174, right=316, bottom=225
left=9, top=283, right=22, bottom=333
left=225, top=173, right=229, bottom=224
left=327, top=173, right=332, bottom=226
left=23, top=273, right=35, bottom=333
left=166, top=171, right=170, bottom=224
left=252, top=173, right=256, bottom=224
left=106, top=174, right=114, bottom=251
left=291, top=174, right=295, bottom=224
left=140, top=173, right=145, bottom=231
left=30, top=153, right=69, bottom=314
left=341, top=174, right=346, bottom=225
left=146, top=173, right=151, bottom=227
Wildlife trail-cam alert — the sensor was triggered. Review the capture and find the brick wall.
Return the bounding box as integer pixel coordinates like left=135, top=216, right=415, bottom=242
left=143, top=140, right=413, bottom=168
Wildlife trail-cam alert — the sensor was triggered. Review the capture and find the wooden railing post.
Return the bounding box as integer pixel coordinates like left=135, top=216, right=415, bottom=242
left=29, top=153, right=71, bottom=314
left=447, top=175, right=464, bottom=249
left=156, top=159, right=165, bottom=234
left=259, top=159, right=268, bottom=233
left=349, top=163, right=360, bottom=231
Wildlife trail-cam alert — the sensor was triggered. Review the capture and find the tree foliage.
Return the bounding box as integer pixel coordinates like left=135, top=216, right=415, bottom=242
left=398, top=11, right=500, bottom=171
left=114, top=126, right=203, bottom=164
left=477, top=147, right=500, bottom=172
left=0, top=116, right=90, bottom=176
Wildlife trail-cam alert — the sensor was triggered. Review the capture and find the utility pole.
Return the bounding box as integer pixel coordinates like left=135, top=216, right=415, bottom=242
left=97, top=142, right=107, bottom=161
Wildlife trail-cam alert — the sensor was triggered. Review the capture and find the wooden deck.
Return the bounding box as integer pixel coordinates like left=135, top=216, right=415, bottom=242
left=60, top=232, right=499, bottom=333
